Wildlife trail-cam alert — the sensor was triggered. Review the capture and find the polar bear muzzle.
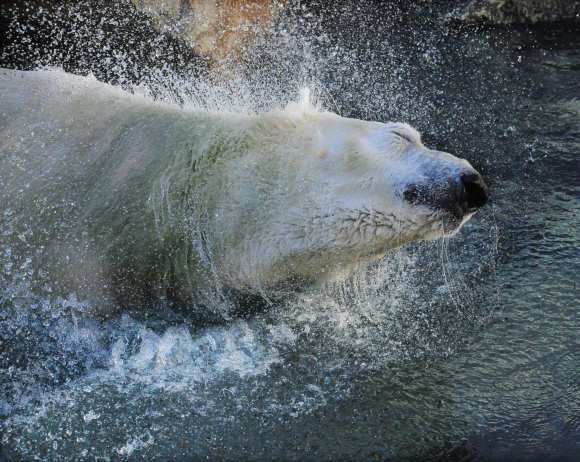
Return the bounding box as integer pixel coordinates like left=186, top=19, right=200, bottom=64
left=402, top=167, right=488, bottom=230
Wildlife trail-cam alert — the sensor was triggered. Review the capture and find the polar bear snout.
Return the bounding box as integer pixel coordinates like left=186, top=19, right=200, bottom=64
left=461, top=172, right=488, bottom=212
left=402, top=168, right=488, bottom=221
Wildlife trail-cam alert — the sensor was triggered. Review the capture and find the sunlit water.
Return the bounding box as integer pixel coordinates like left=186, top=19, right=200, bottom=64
left=1, top=2, right=579, bottom=460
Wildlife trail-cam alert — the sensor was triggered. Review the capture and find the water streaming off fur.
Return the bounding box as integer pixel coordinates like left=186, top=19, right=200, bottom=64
left=1, top=1, right=580, bottom=460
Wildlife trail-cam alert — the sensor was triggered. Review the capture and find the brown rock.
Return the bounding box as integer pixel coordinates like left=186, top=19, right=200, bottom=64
left=131, top=0, right=288, bottom=71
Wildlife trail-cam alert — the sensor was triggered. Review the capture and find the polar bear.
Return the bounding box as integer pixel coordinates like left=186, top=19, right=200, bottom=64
left=0, top=69, right=487, bottom=311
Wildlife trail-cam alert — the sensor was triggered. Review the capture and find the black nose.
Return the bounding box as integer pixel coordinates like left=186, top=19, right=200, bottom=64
left=402, top=171, right=489, bottom=218
left=461, top=172, right=488, bottom=211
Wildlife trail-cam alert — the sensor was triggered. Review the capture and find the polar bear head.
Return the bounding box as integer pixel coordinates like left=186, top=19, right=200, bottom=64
left=210, top=109, right=488, bottom=293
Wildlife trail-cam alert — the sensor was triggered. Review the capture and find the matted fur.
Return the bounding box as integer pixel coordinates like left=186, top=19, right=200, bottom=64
left=0, top=68, right=481, bottom=308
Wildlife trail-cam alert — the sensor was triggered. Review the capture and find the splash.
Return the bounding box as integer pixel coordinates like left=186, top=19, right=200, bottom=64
left=0, top=1, right=502, bottom=459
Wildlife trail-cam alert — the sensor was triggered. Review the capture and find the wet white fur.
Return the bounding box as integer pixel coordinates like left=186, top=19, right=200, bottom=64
left=0, top=69, right=477, bottom=304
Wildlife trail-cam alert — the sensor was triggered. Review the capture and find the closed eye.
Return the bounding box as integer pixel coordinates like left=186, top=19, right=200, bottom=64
left=392, top=130, right=414, bottom=143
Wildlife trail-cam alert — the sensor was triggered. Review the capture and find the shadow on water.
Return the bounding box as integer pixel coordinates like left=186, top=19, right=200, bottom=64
left=1, top=1, right=580, bottom=460
left=0, top=0, right=209, bottom=88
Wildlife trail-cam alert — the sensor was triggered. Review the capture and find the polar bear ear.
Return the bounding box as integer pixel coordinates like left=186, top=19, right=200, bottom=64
left=286, top=88, right=312, bottom=114
left=297, top=88, right=310, bottom=114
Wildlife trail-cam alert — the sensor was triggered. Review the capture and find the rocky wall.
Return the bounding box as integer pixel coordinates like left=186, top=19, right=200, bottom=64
left=453, top=0, right=580, bottom=24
